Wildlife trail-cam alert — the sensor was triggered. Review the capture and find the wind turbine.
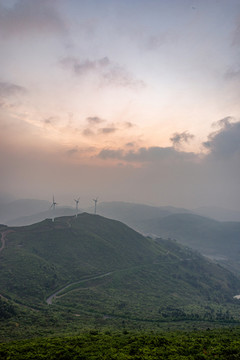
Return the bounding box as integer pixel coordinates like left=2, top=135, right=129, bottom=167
left=93, top=197, right=98, bottom=215
left=74, top=197, right=80, bottom=217
left=50, top=195, right=58, bottom=222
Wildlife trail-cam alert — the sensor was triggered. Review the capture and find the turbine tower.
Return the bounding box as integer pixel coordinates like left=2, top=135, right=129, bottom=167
left=50, top=195, right=58, bottom=222
left=93, top=197, right=98, bottom=215
left=74, top=197, right=80, bottom=217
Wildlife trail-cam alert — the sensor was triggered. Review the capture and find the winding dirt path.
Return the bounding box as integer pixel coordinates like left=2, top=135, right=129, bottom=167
left=46, top=271, right=113, bottom=305
left=0, top=230, right=14, bottom=254
left=46, top=259, right=182, bottom=306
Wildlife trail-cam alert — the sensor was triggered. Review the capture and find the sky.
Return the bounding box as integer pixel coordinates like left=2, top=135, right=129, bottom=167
left=0, top=0, right=240, bottom=210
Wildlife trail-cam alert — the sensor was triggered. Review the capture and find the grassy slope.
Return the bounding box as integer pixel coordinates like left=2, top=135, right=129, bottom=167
left=54, top=238, right=240, bottom=324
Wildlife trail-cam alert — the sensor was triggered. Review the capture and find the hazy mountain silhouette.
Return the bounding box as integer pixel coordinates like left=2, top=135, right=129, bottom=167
left=93, top=201, right=191, bottom=230
left=0, top=199, right=51, bottom=224
left=138, top=213, right=240, bottom=272
left=193, top=206, right=240, bottom=222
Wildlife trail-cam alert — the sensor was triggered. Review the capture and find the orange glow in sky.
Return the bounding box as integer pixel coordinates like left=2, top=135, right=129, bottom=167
left=1, top=0, right=240, bottom=210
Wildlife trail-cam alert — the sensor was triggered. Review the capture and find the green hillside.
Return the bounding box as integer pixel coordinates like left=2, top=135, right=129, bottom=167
left=1, top=213, right=240, bottom=340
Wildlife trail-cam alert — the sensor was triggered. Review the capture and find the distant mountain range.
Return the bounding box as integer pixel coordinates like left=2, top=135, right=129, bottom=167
left=1, top=199, right=191, bottom=226
left=6, top=206, right=80, bottom=226
left=2, top=198, right=240, bottom=226
left=193, top=206, right=240, bottom=222
left=1, top=198, right=240, bottom=225
left=0, top=198, right=51, bottom=225
left=95, top=201, right=191, bottom=230
left=138, top=213, right=240, bottom=265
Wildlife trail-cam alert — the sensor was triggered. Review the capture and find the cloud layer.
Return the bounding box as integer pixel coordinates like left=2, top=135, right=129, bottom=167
left=1, top=114, right=239, bottom=211
left=203, top=119, right=240, bottom=159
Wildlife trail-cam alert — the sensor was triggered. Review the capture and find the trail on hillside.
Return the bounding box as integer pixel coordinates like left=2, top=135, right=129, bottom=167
left=0, top=230, right=14, bottom=254
left=46, top=256, right=193, bottom=305
left=46, top=272, right=113, bottom=305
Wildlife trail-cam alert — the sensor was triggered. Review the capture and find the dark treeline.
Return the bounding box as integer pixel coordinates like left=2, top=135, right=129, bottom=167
left=1, top=328, right=240, bottom=359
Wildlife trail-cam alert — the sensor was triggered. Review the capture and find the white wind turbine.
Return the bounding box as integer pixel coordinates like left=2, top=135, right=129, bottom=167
left=50, top=195, right=58, bottom=222
left=93, top=197, right=98, bottom=215
left=74, top=197, right=80, bottom=217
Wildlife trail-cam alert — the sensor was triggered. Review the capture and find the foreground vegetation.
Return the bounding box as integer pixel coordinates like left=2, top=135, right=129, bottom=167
left=1, top=328, right=240, bottom=359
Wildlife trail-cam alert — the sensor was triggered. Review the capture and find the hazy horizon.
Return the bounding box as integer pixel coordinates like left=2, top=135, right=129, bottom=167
left=1, top=0, right=240, bottom=211
left=1, top=195, right=240, bottom=217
